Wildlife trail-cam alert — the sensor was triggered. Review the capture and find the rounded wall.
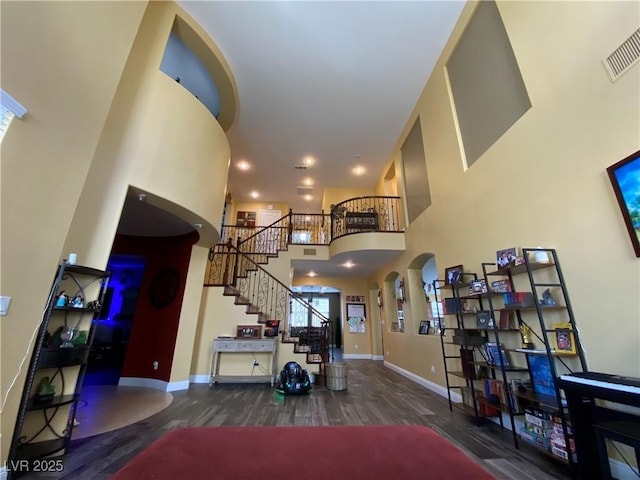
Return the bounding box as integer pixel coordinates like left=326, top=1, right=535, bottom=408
left=63, top=1, right=237, bottom=263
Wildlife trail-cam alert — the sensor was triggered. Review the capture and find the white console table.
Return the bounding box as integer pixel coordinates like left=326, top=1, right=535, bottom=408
left=209, top=338, right=278, bottom=387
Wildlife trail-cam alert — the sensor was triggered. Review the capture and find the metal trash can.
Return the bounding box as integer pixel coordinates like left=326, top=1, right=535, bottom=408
left=325, top=362, right=348, bottom=391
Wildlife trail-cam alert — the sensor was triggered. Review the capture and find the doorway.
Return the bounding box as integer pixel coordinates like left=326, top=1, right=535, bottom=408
left=84, top=255, right=145, bottom=386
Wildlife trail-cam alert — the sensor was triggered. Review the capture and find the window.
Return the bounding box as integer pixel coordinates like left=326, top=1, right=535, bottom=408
left=290, top=296, right=329, bottom=328
left=0, top=89, right=26, bottom=143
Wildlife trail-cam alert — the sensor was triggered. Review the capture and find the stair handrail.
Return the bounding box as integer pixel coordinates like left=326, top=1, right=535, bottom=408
left=236, top=211, right=292, bottom=254
left=227, top=238, right=331, bottom=327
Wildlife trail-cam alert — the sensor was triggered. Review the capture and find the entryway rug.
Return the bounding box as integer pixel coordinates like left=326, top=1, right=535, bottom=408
left=110, top=425, right=495, bottom=479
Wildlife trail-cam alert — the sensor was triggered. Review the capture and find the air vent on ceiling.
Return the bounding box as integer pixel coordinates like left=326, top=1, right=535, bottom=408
left=294, top=164, right=307, bottom=170
left=297, top=186, right=313, bottom=195
left=303, top=248, right=317, bottom=256
left=603, top=28, right=640, bottom=82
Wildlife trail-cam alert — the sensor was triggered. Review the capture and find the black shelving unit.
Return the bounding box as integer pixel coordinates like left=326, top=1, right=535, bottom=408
left=7, top=261, right=110, bottom=479
left=435, top=273, right=494, bottom=421
left=482, top=248, right=587, bottom=471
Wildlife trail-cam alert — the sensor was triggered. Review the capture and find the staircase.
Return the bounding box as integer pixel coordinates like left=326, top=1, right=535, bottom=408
left=205, top=215, right=331, bottom=373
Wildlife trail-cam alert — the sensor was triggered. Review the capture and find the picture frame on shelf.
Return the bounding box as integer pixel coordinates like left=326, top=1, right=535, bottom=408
left=418, top=320, right=429, bottom=335
left=606, top=150, right=640, bottom=257
left=552, top=323, right=576, bottom=355
left=444, top=265, right=463, bottom=285
left=496, top=248, right=518, bottom=268
left=236, top=210, right=256, bottom=228
left=236, top=325, right=262, bottom=339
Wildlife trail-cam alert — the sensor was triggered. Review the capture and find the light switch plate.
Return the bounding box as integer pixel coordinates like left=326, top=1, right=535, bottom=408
left=0, top=296, right=11, bottom=315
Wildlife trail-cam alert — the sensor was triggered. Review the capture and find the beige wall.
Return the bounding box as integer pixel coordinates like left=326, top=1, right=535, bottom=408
left=0, top=1, right=149, bottom=463
left=1, top=0, right=237, bottom=464
left=321, top=187, right=375, bottom=212
left=370, top=0, right=640, bottom=380
left=231, top=201, right=290, bottom=222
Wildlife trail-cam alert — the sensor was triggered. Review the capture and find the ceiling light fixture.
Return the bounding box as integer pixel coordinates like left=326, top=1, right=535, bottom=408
left=138, top=193, right=146, bottom=202
left=250, top=191, right=259, bottom=198
left=308, top=271, right=316, bottom=277
left=303, top=155, right=315, bottom=166
left=304, top=194, right=312, bottom=201
left=237, top=160, right=250, bottom=171
left=194, top=223, right=203, bottom=229
left=353, top=165, right=366, bottom=176
left=302, top=177, right=314, bottom=186
left=343, top=261, right=354, bottom=268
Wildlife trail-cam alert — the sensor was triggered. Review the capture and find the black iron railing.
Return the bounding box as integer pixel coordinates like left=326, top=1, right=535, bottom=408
left=330, top=196, right=402, bottom=239
left=205, top=240, right=331, bottom=363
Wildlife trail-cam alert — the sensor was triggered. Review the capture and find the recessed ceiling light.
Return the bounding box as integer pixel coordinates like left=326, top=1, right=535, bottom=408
left=194, top=223, right=203, bottom=229
left=304, top=194, right=312, bottom=201
left=308, top=271, right=316, bottom=277
left=352, top=165, right=366, bottom=176
left=343, top=261, right=354, bottom=268
left=303, top=156, right=315, bottom=166
left=302, top=177, right=314, bottom=186
left=237, top=160, right=250, bottom=171
left=250, top=191, right=259, bottom=198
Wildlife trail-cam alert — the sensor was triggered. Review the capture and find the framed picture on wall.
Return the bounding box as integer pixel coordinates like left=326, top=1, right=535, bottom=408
left=607, top=150, right=640, bottom=257
left=347, top=303, right=366, bottom=322
left=419, top=320, right=429, bottom=335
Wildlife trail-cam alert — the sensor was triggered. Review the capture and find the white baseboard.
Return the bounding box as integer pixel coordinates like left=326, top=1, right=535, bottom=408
left=118, top=377, right=169, bottom=391
left=371, top=355, right=384, bottom=361
left=118, top=377, right=191, bottom=392
left=167, top=380, right=189, bottom=392
left=189, top=374, right=210, bottom=384
left=384, top=361, right=460, bottom=403
left=342, top=353, right=373, bottom=360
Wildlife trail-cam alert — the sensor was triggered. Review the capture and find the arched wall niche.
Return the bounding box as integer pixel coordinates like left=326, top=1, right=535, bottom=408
left=170, top=14, right=237, bottom=131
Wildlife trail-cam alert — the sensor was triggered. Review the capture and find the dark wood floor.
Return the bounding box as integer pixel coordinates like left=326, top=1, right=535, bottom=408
left=18, top=359, right=572, bottom=479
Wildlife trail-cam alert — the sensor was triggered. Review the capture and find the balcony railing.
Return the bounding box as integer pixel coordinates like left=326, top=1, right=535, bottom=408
left=330, top=196, right=402, bottom=239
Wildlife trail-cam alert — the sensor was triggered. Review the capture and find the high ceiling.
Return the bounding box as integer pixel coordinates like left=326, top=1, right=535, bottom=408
left=178, top=0, right=465, bottom=213
left=118, top=1, right=466, bottom=280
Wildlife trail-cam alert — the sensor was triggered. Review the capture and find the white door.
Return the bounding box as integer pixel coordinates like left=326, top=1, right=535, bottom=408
left=257, top=210, right=282, bottom=253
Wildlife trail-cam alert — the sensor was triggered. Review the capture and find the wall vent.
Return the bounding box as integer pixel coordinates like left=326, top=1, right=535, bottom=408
left=603, top=28, right=640, bottom=82
left=297, top=186, right=313, bottom=195
left=303, top=248, right=316, bottom=256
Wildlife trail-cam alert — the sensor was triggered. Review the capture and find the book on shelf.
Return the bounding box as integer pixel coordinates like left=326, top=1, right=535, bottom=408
left=443, top=297, right=462, bottom=314
left=527, top=353, right=555, bottom=397
left=476, top=310, right=493, bottom=329
left=503, top=292, right=535, bottom=308
left=468, top=279, right=488, bottom=295
left=491, top=279, right=512, bottom=293
left=498, top=309, right=514, bottom=329
left=485, top=342, right=510, bottom=367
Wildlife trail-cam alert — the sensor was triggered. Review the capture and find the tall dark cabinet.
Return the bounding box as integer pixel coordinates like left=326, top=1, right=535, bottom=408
left=8, top=261, right=110, bottom=478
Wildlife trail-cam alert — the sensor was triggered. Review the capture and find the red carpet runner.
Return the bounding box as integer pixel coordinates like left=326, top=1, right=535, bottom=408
left=110, top=425, right=495, bottom=479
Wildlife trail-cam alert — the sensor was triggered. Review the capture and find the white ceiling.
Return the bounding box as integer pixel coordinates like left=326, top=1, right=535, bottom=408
left=118, top=1, right=465, bottom=279
left=178, top=0, right=465, bottom=213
